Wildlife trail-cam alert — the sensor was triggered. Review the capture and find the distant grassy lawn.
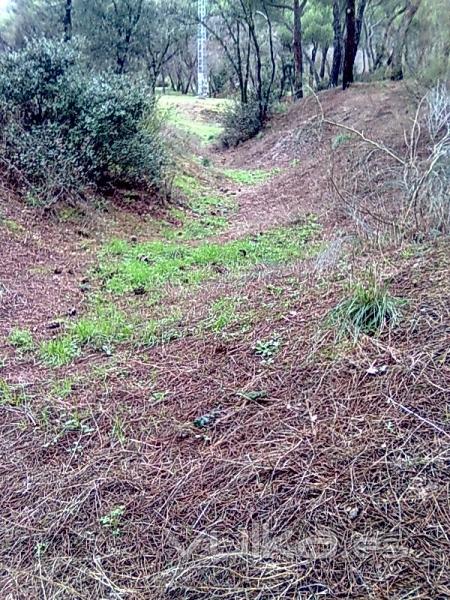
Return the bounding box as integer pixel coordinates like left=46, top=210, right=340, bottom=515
left=158, top=93, right=230, bottom=143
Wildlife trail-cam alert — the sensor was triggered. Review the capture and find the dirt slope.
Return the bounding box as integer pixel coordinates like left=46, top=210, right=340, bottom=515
left=0, top=83, right=449, bottom=599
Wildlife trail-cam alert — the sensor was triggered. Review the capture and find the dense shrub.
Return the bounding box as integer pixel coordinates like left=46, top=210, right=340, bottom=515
left=0, top=39, right=167, bottom=206
left=220, top=97, right=265, bottom=148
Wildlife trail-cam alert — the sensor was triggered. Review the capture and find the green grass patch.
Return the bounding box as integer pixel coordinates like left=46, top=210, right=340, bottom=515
left=100, top=217, right=321, bottom=295
left=70, top=304, right=133, bottom=352
left=331, top=133, right=353, bottom=150
left=163, top=107, right=223, bottom=143
left=0, top=378, right=28, bottom=406
left=170, top=174, right=237, bottom=240
left=138, top=311, right=184, bottom=348
left=207, top=297, right=239, bottom=333
left=223, top=168, right=281, bottom=186
left=0, top=217, right=25, bottom=235
left=40, top=337, right=80, bottom=368
left=8, top=328, right=34, bottom=352
left=50, top=377, right=75, bottom=399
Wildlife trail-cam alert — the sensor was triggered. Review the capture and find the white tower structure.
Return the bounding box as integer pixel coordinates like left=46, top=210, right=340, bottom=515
left=197, top=0, right=208, bottom=97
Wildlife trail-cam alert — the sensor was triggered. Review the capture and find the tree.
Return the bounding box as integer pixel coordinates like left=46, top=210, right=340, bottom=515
left=330, top=0, right=342, bottom=86
left=389, top=0, right=422, bottom=80
left=293, top=0, right=307, bottom=99
left=342, top=0, right=356, bottom=88
left=63, top=0, right=72, bottom=41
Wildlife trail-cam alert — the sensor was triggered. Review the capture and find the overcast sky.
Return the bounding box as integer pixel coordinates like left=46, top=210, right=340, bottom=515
left=0, top=0, right=9, bottom=13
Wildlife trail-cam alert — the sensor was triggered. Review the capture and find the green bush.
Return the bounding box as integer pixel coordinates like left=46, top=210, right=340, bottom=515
left=220, top=97, right=264, bottom=148
left=0, top=39, right=167, bottom=205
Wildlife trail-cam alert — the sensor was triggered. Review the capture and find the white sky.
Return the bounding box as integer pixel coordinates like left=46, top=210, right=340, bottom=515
left=0, top=0, right=10, bottom=13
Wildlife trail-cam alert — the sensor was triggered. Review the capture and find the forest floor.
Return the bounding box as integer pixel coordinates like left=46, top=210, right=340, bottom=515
left=1, top=83, right=449, bottom=599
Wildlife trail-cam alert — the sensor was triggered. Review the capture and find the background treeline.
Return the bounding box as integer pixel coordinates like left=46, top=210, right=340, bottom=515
left=0, top=0, right=448, bottom=204
left=1, top=0, right=448, bottom=97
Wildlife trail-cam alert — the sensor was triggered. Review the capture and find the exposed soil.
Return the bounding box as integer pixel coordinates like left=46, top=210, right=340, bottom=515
left=1, top=83, right=449, bottom=599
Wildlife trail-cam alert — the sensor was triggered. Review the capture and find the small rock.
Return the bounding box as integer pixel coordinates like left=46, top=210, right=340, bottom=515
left=366, top=365, right=388, bottom=376
left=348, top=506, right=360, bottom=520
left=54, top=267, right=63, bottom=275
left=194, top=409, right=221, bottom=429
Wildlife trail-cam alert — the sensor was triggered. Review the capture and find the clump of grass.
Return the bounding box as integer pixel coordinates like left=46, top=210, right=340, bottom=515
left=40, top=337, right=80, bottom=367
left=329, top=279, right=404, bottom=340
left=70, top=304, right=133, bottom=352
left=331, top=133, right=353, bottom=150
left=207, top=297, right=239, bottom=333
left=50, top=377, right=74, bottom=399
left=138, top=312, right=183, bottom=347
left=8, top=328, right=34, bottom=352
left=223, top=168, right=280, bottom=186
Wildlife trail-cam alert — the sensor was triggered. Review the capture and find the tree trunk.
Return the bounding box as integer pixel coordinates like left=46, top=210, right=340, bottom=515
left=63, top=0, right=72, bottom=42
left=355, top=0, right=367, bottom=49
left=330, top=0, right=342, bottom=87
left=293, top=0, right=306, bottom=99
left=342, top=0, right=356, bottom=89
left=389, top=0, right=422, bottom=81
left=320, top=45, right=329, bottom=80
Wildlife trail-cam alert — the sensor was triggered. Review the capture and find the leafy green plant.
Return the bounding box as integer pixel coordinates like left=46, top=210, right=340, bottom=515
left=329, top=279, right=404, bottom=340
left=39, top=337, right=80, bottom=367
left=100, top=506, right=125, bottom=536
left=8, top=328, right=34, bottom=352
left=254, top=335, right=282, bottom=364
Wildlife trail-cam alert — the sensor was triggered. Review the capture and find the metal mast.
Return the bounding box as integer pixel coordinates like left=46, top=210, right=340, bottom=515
left=197, top=0, right=208, bottom=97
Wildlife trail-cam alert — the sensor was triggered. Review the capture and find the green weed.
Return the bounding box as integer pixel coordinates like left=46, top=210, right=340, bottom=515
left=8, top=328, right=34, bottom=352
left=112, top=415, right=126, bottom=443
left=207, top=297, right=239, bottom=333
left=100, top=505, right=125, bottom=536
left=0, top=379, right=27, bottom=406
left=0, top=378, right=13, bottom=405
left=50, top=378, right=74, bottom=399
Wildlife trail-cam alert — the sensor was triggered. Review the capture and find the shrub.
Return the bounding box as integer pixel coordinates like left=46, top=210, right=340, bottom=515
left=220, top=97, right=264, bottom=148
left=0, top=39, right=167, bottom=206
